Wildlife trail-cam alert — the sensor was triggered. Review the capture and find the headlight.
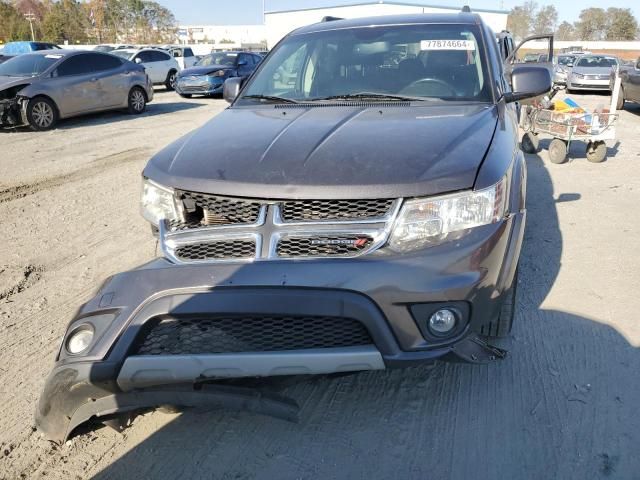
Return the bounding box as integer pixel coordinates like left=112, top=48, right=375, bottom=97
left=388, top=178, right=506, bottom=252
left=66, top=324, right=94, bottom=355
left=141, top=178, right=179, bottom=226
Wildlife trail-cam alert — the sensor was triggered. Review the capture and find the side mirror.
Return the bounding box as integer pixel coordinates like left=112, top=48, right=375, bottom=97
left=223, top=77, right=243, bottom=103
left=504, top=65, right=552, bottom=103
left=567, top=63, right=574, bottom=67
left=237, top=59, right=248, bottom=66
left=134, top=58, right=142, bottom=64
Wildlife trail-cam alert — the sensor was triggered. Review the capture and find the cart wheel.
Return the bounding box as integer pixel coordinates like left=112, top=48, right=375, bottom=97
left=548, top=139, right=568, bottom=164
left=586, top=141, right=607, bottom=163
left=521, top=132, right=539, bottom=154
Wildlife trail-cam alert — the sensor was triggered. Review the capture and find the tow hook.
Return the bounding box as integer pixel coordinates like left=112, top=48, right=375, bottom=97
left=450, top=336, right=508, bottom=364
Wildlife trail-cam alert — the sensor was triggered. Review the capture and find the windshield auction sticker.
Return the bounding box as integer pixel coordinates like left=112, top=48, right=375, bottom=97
left=420, top=40, right=476, bottom=51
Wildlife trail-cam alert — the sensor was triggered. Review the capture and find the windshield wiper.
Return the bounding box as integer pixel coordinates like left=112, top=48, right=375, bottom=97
left=310, top=92, right=433, bottom=102
left=242, top=94, right=300, bottom=104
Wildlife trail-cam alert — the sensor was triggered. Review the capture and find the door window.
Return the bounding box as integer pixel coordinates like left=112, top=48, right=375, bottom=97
left=135, top=51, right=154, bottom=63
left=150, top=51, right=171, bottom=62
left=184, top=48, right=194, bottom=58
left=57, top=54, right=94, bottom=76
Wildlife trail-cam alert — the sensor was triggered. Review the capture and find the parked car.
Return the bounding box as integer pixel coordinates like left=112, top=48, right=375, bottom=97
left=166, top=46, right=198, bottom=70
left=175, top=51, right=262, bottom=98
left=0, top=41, right=60, bottom=64
left=553, top=54, right=576, bottom=85
left=616, top=57, right=640, bottom=110
left=0, top=50, right=153, bottom=130
left=567, top=55, right=620, bottom=92
left=112, top=48, right=180, bottom=90
left=93, top=45, right=117, bottom=52
left=35, top=11, right=552, bottom=443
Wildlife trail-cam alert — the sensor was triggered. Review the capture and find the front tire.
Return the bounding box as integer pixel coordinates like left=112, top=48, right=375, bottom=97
left=127, top=87, right=147, bottom=115
left=521, top=132, right=539, bottom=154
left=165, top=70, right=177, bottom=91
left=27, top=97, right=58, bottom=131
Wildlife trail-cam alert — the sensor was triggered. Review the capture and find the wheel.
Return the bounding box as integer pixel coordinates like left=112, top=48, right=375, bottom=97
left=165, top=70, right=177, bottom=90
left=616, top=86, right=625, bottom=111
left=26, top=96, right=58, bottom=131
left=483, top=268, right=519, bottom=338
left=521, top=132, right=539, bottom=154
left=178, top=93, right=192, bottom=98
left=548, top=138, right=568, bottom=164
left=586, top=140, right=607, bottom=163
left=127, top=87, right=147, bottom=114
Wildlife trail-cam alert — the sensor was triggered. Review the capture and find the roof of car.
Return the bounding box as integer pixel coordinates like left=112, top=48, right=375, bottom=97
left=291, top=12, right=483, bottom=35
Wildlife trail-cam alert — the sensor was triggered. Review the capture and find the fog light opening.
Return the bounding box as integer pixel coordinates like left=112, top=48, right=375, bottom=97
left=66, top=325, right=94, bottom=355
left=428, top=309, right=457, bottom=336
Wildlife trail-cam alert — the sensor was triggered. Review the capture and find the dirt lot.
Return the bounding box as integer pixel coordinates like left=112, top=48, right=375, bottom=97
left=1, top=89, right=639, bottom=479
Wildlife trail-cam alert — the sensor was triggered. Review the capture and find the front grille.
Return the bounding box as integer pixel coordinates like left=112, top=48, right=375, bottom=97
left=277, top=235, right=374, bottom=258
left=179, top=191, right=262, bottom=226
left=132, top=315, right=373, bottom=355
left=174, top=239, right=255, bottom=261
left=280, top=198, right=394, bottom=222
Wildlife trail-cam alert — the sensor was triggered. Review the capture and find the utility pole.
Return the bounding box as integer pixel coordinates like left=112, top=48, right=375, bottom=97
left=24, top=12, right=36, bottom=41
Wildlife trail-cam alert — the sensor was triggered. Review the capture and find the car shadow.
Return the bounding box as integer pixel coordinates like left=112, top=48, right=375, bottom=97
left=85, top=152, right=639, bottom=479
left=0, top=101, right=205, bottom=133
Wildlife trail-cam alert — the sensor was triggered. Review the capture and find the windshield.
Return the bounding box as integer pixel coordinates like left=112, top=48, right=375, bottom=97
left=558, top=55, right=575, bottom=65
left=0, top=53, right=61, bottom=77
left=239, top=23, right=490, bottom=103
left=197, top=53, right=238, bottom=67
left=575, top=56, right=617, bottom=68
left=111, top=50, right=135, bottom=60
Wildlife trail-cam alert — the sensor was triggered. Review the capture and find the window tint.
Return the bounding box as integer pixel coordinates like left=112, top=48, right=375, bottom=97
left=136, top=51, right=154, bottom=63
left=150, top=51, right=170, bottom=62
left=86, top=53, right=122, bottom=71
left=184, top=48, right=194, bottom=57
left=57, top=54, right=94, bottom=76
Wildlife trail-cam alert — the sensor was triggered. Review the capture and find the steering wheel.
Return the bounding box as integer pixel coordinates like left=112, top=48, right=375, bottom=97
left=400, top=78, right=457, bottom=98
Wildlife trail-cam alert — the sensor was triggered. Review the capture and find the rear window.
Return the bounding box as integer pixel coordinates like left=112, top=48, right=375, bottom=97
left=241, top=23, right=490, bottom=103
left=575, top=56, right=617, bottom=68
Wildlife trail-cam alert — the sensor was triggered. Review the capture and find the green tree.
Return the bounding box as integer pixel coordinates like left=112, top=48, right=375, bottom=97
left=605, top=8, right=638, bottom=41
left=575, top=8, right=607, bottom=41
left=507, top=1, right=537, bottom=41
left=0, top=1, right=32, bottom=42
left=556, top=21, right=576, bottom=41
left=41, top=0, right=89, bottom=44
left=532, top=5, right=558, bottom=35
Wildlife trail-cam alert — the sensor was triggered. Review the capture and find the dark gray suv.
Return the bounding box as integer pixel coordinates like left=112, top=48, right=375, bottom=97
left=37, top=12, right=551, bottom=442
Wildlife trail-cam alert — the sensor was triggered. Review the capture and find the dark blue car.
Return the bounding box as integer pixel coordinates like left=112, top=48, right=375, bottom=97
left=175, top=51, right=262, bottom=98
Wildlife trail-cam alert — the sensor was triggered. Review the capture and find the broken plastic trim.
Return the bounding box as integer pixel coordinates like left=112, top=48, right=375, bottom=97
left=50, top=383, right=300, bottom=444
left=448, top=335, right=508, bottom=363
left=0, top=97, right=23, bottom=127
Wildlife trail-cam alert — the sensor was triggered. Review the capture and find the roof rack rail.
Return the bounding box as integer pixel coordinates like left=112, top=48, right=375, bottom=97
left=461, top=5, right=471, bottom=12
left=321, top=16, right=344, bottom=22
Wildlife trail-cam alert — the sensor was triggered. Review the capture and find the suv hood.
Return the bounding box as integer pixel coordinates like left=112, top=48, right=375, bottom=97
left=144, top=103, right=498, bottom=199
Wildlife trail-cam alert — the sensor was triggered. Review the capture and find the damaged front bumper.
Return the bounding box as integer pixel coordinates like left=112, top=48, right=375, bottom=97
left=0, top=97, right=25, bottom=127
left=36, top=212, right=523, bottom=444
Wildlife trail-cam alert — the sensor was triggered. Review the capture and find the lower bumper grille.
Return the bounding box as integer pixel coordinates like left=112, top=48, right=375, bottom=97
left=132, top=315, right=374, bottom=355
left=174, top=239, right=256, bottom=261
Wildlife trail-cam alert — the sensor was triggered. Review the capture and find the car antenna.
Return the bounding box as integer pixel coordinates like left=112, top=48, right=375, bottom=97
left=461, top=5, right=472, bottom=12
left=321, top=16, right=344, bottom=22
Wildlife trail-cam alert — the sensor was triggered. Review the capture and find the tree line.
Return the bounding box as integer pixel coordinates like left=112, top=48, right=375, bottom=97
left=0, top=0, right=176, bottom=45
left=507, top=2, right=639, bottom=41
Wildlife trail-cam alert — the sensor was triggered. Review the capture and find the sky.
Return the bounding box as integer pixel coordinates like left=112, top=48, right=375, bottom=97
left=158, top=0, right=640, bottom=26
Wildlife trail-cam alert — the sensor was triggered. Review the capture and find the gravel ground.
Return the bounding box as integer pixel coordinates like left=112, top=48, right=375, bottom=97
left=0, top=89, right=639, bottom=480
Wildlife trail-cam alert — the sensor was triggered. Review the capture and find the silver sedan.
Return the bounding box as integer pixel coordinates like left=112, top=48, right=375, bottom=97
left=566, top=55, right=619, bottom=92
left=0, top=50, right=154, bottom=130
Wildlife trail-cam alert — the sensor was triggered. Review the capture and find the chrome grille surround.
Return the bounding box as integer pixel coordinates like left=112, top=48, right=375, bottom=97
left=160, top=195, right=401, bottom=264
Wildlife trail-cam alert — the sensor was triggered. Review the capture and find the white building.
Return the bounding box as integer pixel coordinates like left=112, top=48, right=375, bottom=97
left=264, top=1, right=509, bottom=48
left=179, top=24, right=266, bottom=49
